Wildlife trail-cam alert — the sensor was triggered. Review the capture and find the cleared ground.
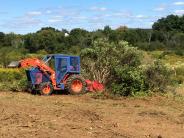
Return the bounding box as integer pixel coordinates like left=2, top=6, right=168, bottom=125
left=0, top=92, right=184, bottom=138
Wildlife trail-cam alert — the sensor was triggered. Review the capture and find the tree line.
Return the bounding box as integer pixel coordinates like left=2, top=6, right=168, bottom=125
left=0, top=14, right=184, bottom=67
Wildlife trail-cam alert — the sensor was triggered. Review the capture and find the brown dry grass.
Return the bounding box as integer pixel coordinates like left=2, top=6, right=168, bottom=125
left=0, top=92, right=184, bottom=138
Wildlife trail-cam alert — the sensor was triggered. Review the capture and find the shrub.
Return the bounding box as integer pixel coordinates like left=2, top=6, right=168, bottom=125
left=111, top=67, right=147, bottom=96
left=0, top=68, right=27, bottom=91
left=135, top=42, right=166, bottom=51
left=81, top=39, right=174, bottom=97
left=173, top=64, right=184, bottom=85
left=135, top=42, right=149, bottom=50
left=148, top=41, right=165, bottom=51
left=144, top=60, right=172, bottom=92
left=81, top=39, right=146, bottom=96
left=175, top=50, right=184, bottom=56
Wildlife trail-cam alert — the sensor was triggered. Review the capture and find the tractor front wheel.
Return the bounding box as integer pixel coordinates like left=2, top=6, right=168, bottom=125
left=39, top=82, right=53, bottom=96
left=66, top=75, right=86, bottom=95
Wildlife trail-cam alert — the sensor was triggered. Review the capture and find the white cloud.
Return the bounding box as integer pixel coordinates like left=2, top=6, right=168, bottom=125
left=0, top=4, right=164, bottom=33
left=27, top=11, right=42, bottom=16
left=154, top=4, right=167, bottom=11
left=154, top=7, right=165, bottom=11
left=53, top=15, right=63, bottom=18
left=148, top=21, right=154, bottom=26
left=174, top=10, right=184, bottom=15
left=72, top=16, right=87, bottom=20
left=3, top=16, right=42, bottom=29
left=112, top=11, right=133, bottom=18
left=48, top=19, right=62, bottom=23
left=173, top=1, right=184, bottom=6
left=104, top=14, right=111, bottom=17
left=87, top=15, right=107, bottom=24
left=46, top=10, right=52, bottom=14
left=48, top=15, right=64, bottom=23
left=90, top=6, right=107, bottom=11
left=135, top=14, right=148, bottom=19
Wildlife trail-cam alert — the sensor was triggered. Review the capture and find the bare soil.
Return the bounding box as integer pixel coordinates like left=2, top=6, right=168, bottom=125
left=0, top=92, right=184, bottom=138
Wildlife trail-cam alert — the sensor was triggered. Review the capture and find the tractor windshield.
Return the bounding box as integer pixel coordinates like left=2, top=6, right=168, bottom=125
left=56, top=57, right=68, bottom=84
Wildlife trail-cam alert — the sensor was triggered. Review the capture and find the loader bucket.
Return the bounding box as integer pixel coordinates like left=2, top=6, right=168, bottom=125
left=8, top=61, right=20, bottom=68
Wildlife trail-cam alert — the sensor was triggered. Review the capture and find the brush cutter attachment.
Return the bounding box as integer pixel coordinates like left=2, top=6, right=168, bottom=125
left=85, top=80, right=104, bottom=92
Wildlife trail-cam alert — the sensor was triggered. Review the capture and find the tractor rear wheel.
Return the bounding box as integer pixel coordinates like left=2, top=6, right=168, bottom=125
left=66, top=75, right=86, bottom=95
left=39, top=82, right=53, bottom=96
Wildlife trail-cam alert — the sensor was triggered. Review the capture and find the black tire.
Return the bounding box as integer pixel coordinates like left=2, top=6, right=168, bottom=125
left=39, top=82, right=53, bottom=96
left=26, top=82, right=34, bottom=93
left=66, top=75, right=86, bottom=95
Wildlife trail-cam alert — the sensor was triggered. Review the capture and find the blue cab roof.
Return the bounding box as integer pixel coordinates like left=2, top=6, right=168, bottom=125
left=46, top=54, right=80, bottom=58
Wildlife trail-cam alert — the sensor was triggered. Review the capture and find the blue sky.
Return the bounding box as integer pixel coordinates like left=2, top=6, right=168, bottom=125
left=0, top=0, right=184, bottom=34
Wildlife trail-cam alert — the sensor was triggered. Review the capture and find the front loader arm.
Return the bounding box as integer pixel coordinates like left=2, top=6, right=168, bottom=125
left=19, top=58, right=56, bottom=86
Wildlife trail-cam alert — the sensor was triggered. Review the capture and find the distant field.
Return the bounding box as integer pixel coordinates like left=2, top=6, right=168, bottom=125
left=0, top=92, right=184, bottom=138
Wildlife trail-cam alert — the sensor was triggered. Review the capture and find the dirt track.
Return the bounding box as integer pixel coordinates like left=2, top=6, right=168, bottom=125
left=0, top=92, right=184, bottom=138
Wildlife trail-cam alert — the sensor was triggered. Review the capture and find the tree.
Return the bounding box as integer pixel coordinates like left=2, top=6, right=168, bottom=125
left=103, top=26, right=112, bottom=37
left=180, top=15, right=184, bottom=32
left=121, top=29, right=139, bottom=45
left=24, top=28, right=65, bottom=53
left=3, top=33, right=21, bottom=47
left=153, top=15, right=182, bottom=32
left=152, top=15, right=184, bottom=50
left=24, top=33, right=41, bottom=52
left=0, top=32, right=5, bottom=46
left=171, top=32, right=184, bottom=48
left=0, top=47, right=24, bottom=67
left=68, top=28, right=91, bottom=48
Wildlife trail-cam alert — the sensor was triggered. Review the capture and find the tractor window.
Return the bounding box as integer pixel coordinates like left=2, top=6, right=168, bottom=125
left=56, top=58, right=68, bottom=84
left=70, top=57, right=80, bottom=72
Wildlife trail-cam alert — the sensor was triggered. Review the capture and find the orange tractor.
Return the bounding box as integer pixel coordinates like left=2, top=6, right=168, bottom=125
left=9, top=54, right=104, bottom=95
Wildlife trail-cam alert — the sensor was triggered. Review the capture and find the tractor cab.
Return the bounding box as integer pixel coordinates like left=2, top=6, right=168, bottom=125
left=43, top=54, right=80, bottom=84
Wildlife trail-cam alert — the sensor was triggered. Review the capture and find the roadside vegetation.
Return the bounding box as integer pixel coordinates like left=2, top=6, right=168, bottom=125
left=0, top=14, right=183, bottom=97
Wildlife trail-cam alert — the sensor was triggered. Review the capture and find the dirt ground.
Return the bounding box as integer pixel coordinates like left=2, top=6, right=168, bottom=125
left=0, top=92, right=184, bottom=138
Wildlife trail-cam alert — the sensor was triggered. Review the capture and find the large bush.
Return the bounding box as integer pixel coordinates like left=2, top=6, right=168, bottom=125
left=111, top=67, right=147, bottom=96
left=81, top=39, right=146, bottom=96
left=81, top=39, right=173, bottom=96
left=0, top=68, right=27, bottom=91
